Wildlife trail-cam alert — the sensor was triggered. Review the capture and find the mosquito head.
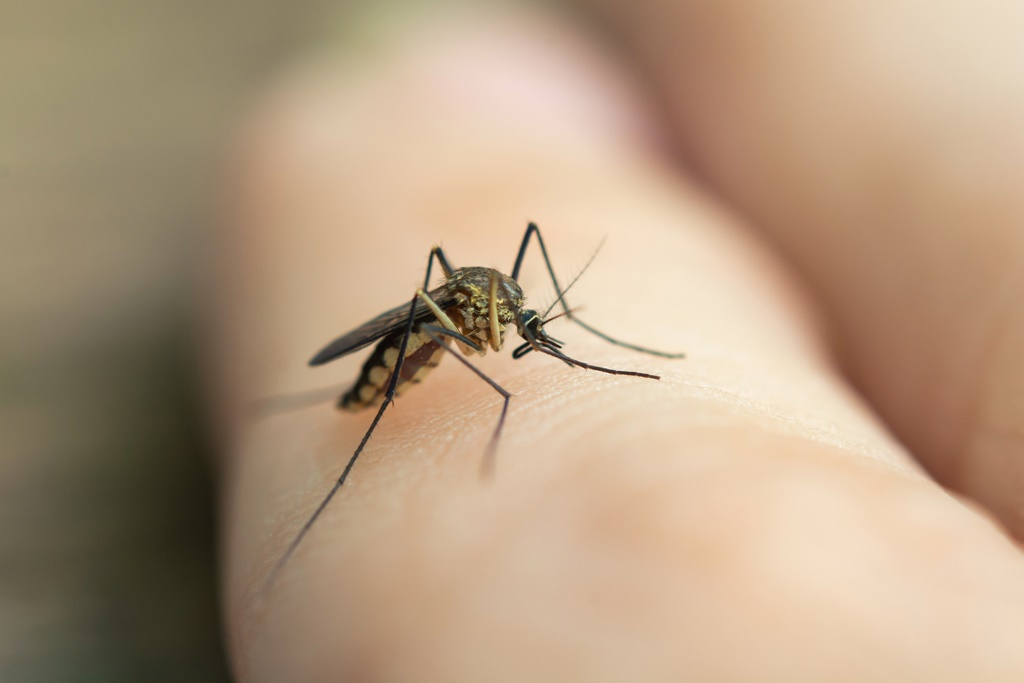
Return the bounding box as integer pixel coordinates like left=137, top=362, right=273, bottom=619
left=513, top=308, right=566, bottom=359
left=516, top=309, right=545, bottom=340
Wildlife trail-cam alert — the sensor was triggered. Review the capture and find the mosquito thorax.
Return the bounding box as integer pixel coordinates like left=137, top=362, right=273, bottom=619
left=443, top=267, right=525, bottom=354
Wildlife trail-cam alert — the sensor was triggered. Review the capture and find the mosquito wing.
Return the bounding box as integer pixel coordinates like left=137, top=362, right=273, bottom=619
left=309, top=285, right=455, bottom=366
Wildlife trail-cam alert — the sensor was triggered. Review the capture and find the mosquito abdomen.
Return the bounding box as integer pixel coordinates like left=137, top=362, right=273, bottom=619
left=340, top=329, right=447, bottom=410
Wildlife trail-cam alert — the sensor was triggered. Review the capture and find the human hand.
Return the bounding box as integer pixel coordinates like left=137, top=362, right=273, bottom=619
left=209, top=5, right=1024, bottom=681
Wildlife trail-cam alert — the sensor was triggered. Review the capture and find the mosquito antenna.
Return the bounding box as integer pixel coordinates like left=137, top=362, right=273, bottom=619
left=542, top=307, right=581, bottom=325
left=540, top=236, right=607, bottom=319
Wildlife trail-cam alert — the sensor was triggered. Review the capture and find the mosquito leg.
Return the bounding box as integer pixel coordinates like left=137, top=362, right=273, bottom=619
left=433, top=244, right=455, bottom=278
left=486, top=271, right=504, bottom=352
left=510, top=222, right=536, bottom=281
left=415, top=287, right=482, bottom=356
left=416, top=288, right=459, bottom=334
left=420, top=323, right=512, bottom=478
left=511, top=222, right=686, bottom=359
left=263, top=245, right=450, bottom=592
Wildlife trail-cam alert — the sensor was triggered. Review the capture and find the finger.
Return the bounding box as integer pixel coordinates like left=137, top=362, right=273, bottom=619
left=208, top=7, right=1024, bottom=682
left=574, top=0, right=1024, bottom=538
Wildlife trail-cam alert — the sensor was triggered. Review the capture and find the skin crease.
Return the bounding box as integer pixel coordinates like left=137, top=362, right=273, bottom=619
left=575, top=0, right=1024, bottom=539
left=208, top=7, right=1024, bottom=683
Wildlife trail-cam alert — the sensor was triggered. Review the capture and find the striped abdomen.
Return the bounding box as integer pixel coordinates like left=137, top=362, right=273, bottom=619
left=340, top=328, right=447, bottom=410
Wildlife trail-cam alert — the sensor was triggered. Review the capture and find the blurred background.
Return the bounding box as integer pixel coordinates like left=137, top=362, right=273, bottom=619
left=0, top=1, right=461, bottom=680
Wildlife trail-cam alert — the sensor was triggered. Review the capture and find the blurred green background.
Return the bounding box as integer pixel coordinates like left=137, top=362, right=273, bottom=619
left=0, top=2, right=389, bottom=680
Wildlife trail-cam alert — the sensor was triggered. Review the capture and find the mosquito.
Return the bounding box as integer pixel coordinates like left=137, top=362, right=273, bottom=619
left=264, top=222, right=684, bottom=590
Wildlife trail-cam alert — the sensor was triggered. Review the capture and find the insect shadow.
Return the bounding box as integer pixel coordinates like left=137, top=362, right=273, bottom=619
left=262, top=222, right=685, bottom=591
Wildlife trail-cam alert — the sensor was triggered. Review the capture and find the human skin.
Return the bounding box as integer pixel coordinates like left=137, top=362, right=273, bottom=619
left=208, top=6, right=1024, bottom=682
left=576, top=0, right=1024, bottom=540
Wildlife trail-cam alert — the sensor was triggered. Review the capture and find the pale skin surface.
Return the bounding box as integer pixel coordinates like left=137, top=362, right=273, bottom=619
left=209, top=4, right=1024, bottom=682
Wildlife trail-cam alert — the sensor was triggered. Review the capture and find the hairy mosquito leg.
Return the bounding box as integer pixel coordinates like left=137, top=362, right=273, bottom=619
left=262, top=245, right=453, bottom=593
left=420, top=323, right=512, bottom=478
left=511, top=222, right=686, bottom=359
